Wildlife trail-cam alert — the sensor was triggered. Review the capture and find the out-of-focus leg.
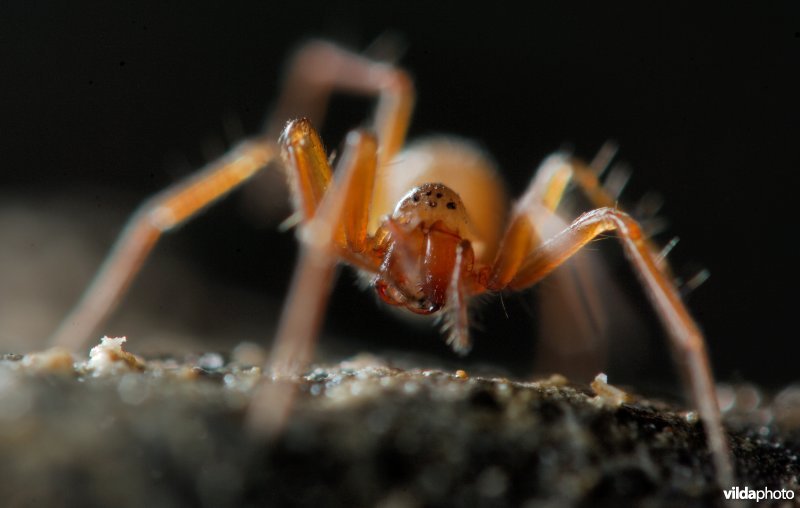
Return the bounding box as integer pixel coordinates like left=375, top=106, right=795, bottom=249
left=49, top=140, right=276, bottom=351
left=269, top=122, right=378, bottom=376
left=247, top=125, right=378, bottom=435
left=267, top=40, right=414, bottom=168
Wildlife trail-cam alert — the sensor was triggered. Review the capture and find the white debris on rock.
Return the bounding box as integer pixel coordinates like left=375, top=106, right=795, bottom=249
left=84, top=337, right=145, bottom=376
left=590, top=373, right=631, bottom=408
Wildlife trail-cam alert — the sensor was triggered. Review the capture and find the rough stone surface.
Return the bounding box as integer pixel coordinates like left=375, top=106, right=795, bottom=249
left=1, top=347, right=799, bottom=508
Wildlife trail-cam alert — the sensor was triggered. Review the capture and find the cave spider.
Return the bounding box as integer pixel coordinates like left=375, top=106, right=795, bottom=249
left=48, top=40, right=733, bottom=488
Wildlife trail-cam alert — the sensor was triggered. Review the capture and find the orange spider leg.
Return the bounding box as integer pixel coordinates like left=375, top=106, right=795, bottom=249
left=487, top=148, right=613, bottom=290
left=247, top=122, right=378, bottom=435
left=269, top=120, right=379, bottom=378
left=258, top=40, right=413, bottom=234
left=489, top=149, right=662, bottom=352
left=487, top=150, right=621, bottom=377
left=280, top=117, right=332, bottom=220
left=504, top=207, right=734, bottom=489
left=486, top=153, right=583, bottom=290
left=267, top=40, right=414, bottom=168
left=49, top=140, right=276, bottom=351
left=483, top=150, right=732, bottom=484
left=530, top=150, right=673, bottom=271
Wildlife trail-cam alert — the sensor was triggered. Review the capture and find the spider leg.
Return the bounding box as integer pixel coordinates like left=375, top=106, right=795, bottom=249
left=48, top=140, right=276, bottom=351
left=544, top=151, right=672, bottom=273
left=528, top=150, right=622, bottom=216
left=494, top=150, right=639, bottom=379
left=280, top=117, right=333, bottom=219
left=270, top=120, right=378, bottom=376
left=252, top=40, right=413, bottom=229
left=518, top=153, right=614, bottom=379
left=267, top=40, right=414, bottom=168
left=488, top=151, right=615, bottom=290
left=505, top=207, right=734, bottom=489
left=247, top=123, right=378, bottom=434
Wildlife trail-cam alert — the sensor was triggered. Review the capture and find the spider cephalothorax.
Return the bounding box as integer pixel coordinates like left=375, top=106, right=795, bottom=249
left=374, top=183, right=475, bottom=316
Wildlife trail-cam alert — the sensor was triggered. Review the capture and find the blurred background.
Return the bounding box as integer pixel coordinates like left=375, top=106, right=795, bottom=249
left=0, top=3, right=796, bottom=393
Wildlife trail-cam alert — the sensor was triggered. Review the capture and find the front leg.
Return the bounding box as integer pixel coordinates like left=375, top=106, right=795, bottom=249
left=269, top=120, right=379, bottom=377
left=247, top=122, right=379, bottom=435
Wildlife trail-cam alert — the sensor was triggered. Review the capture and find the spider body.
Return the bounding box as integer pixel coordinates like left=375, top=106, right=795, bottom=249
left=48, top=40, right=734, bottom=488
left=347, top=138, right=506, bottom=351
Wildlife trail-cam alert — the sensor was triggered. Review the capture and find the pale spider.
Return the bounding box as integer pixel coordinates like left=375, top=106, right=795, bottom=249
left=48, top=40, right=733, bottom=487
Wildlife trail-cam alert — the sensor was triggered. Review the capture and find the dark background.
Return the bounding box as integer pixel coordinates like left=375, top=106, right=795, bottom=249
left=1, top=3, right=797, bottom=390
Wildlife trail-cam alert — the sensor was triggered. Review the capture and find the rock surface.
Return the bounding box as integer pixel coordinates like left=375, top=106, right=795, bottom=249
left=1, top=343, right=799, bottom=508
